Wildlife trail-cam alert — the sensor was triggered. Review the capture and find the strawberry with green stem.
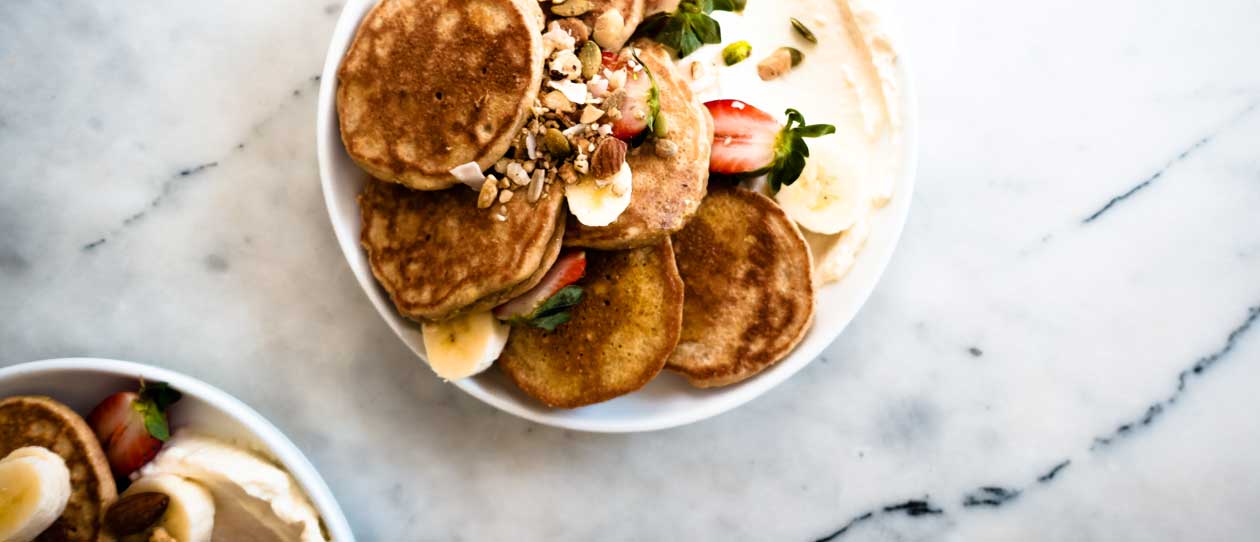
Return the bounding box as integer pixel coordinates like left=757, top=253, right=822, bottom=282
left=703, top=100, right=836, bottom=192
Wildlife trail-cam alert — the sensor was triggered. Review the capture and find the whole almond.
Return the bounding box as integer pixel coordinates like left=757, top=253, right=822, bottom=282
left=105, top=492, right=169, bottom=536
left=591, top=138, right=628, bottom=179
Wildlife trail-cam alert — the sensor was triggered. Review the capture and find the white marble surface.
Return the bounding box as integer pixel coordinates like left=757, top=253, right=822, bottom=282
left=2, top=0, right=1259, bottom=540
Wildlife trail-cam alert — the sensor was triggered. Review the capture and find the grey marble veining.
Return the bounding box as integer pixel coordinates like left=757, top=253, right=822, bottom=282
left=3, top=0, right=1260, bottom=540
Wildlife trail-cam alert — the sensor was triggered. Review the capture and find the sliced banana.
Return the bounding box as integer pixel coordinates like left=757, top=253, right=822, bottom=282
left=124, top=474, right=216, bottom=542
left=0, top=447, right=71, bottom=542
left=804, top=213, right=872, bottom=286
left=422, top=311, right=511, bottom=380
left=565, top=162, right=633, bottom=227
left=776, top=135, right=871, bottom=235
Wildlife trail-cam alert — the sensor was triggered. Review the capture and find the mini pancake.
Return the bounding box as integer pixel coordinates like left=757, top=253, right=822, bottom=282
left=667, top=187, right=815, bottom=388
left=338, top=0, right=545, bottom=191
left=359, top=178, right=566, bottom=322
left=0, top=396, right=116, bottom=542
left=498, top=239, right=684, bottom=408
left=565, top=41, right=713, bottom=250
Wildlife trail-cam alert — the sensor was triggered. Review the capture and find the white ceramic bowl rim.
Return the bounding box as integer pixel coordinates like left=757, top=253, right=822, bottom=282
left=0, top=358, right=355, bottom=542
left=316, top=0, right=918, bottom=433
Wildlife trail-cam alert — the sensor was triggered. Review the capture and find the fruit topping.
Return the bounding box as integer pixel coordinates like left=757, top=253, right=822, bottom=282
left=87, top=381, right=182, bottom=477
left=704, top=100, right=836, bottom=192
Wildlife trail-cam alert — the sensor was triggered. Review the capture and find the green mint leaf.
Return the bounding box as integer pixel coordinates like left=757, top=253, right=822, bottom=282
left=143, top=405, right=171, bottom=441
left=530, top=312, right=573, bottom=332
left=139, top=381, right=183, bottom=411
left=688, top=13, right=721, bottom=44
left=533, top=285, right=584, bottom=317
left=634, top=1, right=730, bottom=59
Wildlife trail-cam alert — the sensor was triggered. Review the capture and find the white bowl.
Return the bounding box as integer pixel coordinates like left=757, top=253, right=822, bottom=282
left=0, top=358, right=355, bottom=542
left=316, top=0, right=918, bottom=433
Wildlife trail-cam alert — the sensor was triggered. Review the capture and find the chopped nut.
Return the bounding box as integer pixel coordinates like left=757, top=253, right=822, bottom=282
left=550, top=0, right=593, bottom=17
left=550, top=50, right=583, bottom=80
left=553, top=18, right=590, bottom=44
left=580, top=105, right=605, bottom=124
left=655, top=139, right=679, bottom=158
left=573, top=156, right=590, bottom=174
left=606, top=68, right=627, bottom=90
left=542, top=90, right=575, bottom=113
left=558, top=163, right=579, bottom=184
left=723, top=41, right=753, bottom=66
left=593, top=9, right=626, bottom=50
left=522, top=160, right=536, bottom=174
left=493, top=158, right=510, bottom=174
left=499, top=205, right=508, bottom=215
left=478, top=179, right=499, bottom=209
left=506, top=161, right=530, bottom=186
left=590, top=137, right=628, bottom=178
left=499, top=189, right=514, bottom=203
left=758, top=47, right=803, bottom=81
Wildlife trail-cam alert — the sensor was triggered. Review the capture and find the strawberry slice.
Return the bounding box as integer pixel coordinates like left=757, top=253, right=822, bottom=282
left=87, top=382, right=182, bottom=477
left=705, top=99, right=780, bottom=175
left=704, top=100, right=837, bottom=191
left=494, top=251, right=587, bottom=321
left=604, top=52, right=657, bottom=140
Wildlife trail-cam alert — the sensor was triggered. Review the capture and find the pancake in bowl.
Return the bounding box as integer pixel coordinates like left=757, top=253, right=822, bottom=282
left=337, top=0, right=545, bottom=191
left=498, top=239, right=684, bottom=408
left=667, top=187, right=816, bottom=388
left=565, top=41, right=712, bottom=250
left=358, top=178, right=566, bottom=322
left=0, top=396, right=116, bottom=542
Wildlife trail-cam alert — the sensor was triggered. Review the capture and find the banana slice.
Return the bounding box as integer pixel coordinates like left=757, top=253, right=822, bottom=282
left=422, top=311, right=511, bottom=380
left=775, top=135, right=871, bottom=235
left=0, top=447, right=71, bottom=542
left=124, top=474, right=215, bottom=542
left=565, top=162, right=633, bottom=228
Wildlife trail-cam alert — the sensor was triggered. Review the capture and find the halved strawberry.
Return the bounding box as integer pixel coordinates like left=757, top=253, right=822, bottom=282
left=106, top=416, right=164, bottom=476
left=704, top=100, right=836, bottom=191
left=87, top=382, right=182, bottom=477
left=604, top=52, right=657, bottom=140
left=87, top=391, right=137, bottom=445
left=494, top=251, right=587, bottom=322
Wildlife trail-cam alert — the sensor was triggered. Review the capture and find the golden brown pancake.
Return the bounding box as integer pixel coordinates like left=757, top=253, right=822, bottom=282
left=667, top=187, right=815, bottom=388
left=498, top=239, right=684, bottom=408
left=359, top=178, right=566, bottom=322
left=0, top=396, right=116, bottom=542
left=338, top=0, right=545, bottom=191
left=565, top=41, right=712, bottom=250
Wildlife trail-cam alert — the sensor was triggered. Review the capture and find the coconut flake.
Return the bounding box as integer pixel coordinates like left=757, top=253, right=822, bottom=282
left=450, top=161, right=486, bottom=190
left=548, top=80, right=588, bottom=105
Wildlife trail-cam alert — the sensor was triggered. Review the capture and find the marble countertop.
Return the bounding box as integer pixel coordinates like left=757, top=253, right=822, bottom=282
left=3, top=0, right=1259, bottom=540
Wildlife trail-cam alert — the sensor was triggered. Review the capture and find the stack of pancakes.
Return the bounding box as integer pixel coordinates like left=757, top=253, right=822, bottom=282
left=341, top=0, right=815, bottom=407
left=0, top=396, right=116, bottom=542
